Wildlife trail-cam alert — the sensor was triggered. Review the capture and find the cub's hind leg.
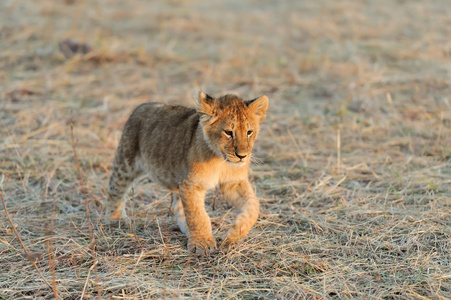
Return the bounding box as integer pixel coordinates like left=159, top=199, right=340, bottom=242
left=171, top=193, right=189, bottom=235
left=220, top=180, right=259, bottom=243
left=107, top=143, right=142, bottom=221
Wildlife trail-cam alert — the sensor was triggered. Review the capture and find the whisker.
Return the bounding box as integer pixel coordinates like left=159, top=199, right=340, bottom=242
left=250, top=153, right=263, bottom=165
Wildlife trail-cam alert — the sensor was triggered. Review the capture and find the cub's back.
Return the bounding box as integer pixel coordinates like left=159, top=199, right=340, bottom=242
left=130, top=102, right=198, bottom=133
left=122, top=103, right=201, bottom=187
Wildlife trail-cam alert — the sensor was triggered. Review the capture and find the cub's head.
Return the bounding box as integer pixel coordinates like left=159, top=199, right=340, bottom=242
left=196, top=91, right=269, bottom=167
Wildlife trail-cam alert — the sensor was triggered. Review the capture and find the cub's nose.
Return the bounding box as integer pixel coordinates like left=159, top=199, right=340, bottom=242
left=235, top=152, right=247, bottom=160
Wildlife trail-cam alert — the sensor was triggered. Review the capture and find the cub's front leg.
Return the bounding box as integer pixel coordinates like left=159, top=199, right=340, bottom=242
left=180, top=182, right=216, bottom=253
left=220, top=180, right=259, bottom=243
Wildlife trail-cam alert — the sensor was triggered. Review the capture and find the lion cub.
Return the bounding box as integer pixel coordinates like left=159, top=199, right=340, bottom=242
left=107, top=91, right=268, bottom=253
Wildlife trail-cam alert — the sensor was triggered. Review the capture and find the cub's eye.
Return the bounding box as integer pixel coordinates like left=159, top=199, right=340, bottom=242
left=224, top=130, right=233, bottom=138
left=247, top=130, right=254, bottom=136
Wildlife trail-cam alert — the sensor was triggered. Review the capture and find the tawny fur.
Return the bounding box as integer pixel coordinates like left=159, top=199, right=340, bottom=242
left=107, top=91, right=268, bottom=253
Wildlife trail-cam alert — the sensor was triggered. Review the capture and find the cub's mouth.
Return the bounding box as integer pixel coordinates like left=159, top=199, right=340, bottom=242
left=223, top=154, right=248, bottom=167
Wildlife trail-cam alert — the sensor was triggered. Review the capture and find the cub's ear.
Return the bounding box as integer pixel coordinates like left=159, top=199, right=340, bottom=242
left=196, top=91, right=217, bottom=122
left=246, top=95, right=269, bottom=122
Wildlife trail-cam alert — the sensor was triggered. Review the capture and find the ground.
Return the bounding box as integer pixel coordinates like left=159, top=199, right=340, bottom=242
left=0, top=0, right=450, bottom=299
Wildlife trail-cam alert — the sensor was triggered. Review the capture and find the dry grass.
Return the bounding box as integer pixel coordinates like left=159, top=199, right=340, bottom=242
left=1, top=0, right=450, bottom=299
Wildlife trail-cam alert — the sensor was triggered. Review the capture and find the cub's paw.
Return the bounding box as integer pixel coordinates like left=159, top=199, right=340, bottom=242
left=188, top=235, right=217, bottom=255
left=223, top=225, right=245, bottom=245
left=105, top=209, right=131, bottom=228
